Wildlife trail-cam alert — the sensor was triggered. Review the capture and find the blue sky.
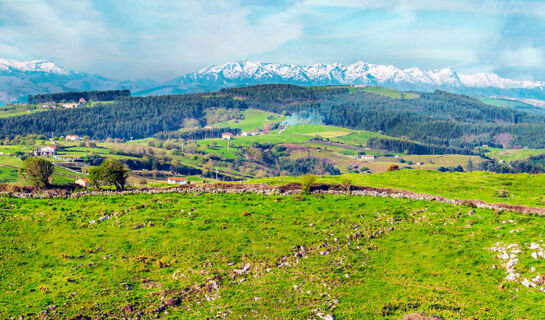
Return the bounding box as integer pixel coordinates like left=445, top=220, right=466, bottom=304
left=0, top=0, right=544, bottom=81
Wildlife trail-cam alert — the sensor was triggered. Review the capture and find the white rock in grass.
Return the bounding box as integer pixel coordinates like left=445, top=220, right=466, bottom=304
left=505, top=272, right=520, bottom=281
left=522, top=278, right=537, bottom=288
left=529, top=243, right=541, bottom=250
left=498, top=252, right=510, bottom=260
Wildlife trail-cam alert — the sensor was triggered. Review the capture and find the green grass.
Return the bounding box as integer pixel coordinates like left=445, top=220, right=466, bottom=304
left=486, top=147, right=545, bottom=162
left=479, top=97, right=545, bottom=115
left=0, top=166, right=17, bottom=182
left=213, top=109, right=285, bottom=131
left=357, top=86, right=419, bottom=99
left=479, top=97, right=532, bottom=108
left=2, top=192, right=545, bottom=319
left=251, top=170, right=545, bottom=208
left=309, top=86, right=418, bottom=99
left=0, top=104, right=47, bottom=118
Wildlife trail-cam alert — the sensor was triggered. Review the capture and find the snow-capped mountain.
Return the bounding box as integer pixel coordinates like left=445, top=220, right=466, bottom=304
left=0, top=58, right=71, bottom=74
left=2, top=57, right=545, bottom=105
left=167, top=59, right=545, bottom=90
left=0, top=58, right=156, bottom=104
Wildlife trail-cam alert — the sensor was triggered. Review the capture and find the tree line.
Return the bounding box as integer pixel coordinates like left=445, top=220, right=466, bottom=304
left=29, top=89, right=131, bottom=104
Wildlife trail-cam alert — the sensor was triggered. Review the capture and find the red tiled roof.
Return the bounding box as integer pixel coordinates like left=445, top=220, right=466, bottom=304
left=168, top=177, right=187, bottom=181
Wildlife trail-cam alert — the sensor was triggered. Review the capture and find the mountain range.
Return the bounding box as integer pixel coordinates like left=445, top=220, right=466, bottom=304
left=2, top=57, right=545, bottom=105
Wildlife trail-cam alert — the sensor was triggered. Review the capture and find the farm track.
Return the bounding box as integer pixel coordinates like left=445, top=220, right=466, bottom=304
left=2, top=182, right=545, bottom=216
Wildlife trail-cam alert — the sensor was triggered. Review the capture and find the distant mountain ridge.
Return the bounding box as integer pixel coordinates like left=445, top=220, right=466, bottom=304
left=159, top=60, right=545, bottom=100
left=0, top=58, right=156, bottom=104
left=1, top=57, right=545, bottom=105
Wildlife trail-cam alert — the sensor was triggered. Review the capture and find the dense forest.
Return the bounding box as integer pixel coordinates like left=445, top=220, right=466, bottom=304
left=1, top=94, right=244, bottom=140
left=154, top=127, right=241, bottom=140
left=4, top=84, right=545, bottom=148
left=29, top=89, right=131, bottom=104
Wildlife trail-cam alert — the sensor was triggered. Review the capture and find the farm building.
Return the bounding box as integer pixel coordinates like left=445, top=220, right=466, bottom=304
left=79, top=98, right=87, bottom=103
left=222, top=132, right=233, bottom=140
left=360, top=154, right=376, bottom=161
left=167, top=177, right=188, bottom=185
left=66, top=135, right=81, bottom=142
left=39, top=146, right=57, bottom=157
left=75, top=178, right=90, bottom=187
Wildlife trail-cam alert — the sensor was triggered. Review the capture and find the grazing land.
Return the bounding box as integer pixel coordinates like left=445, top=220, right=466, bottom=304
left=252, top=170, right=545, bottom=208
left=3, top=190, right=545, bottom=319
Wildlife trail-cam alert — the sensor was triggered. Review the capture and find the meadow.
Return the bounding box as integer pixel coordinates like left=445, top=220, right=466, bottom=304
left=252, top=170, right=545, bottom=208
left=2, top=191, right=545, bottom=319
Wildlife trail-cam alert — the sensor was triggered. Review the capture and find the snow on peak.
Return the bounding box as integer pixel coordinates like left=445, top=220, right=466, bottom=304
left=194, top=60, right=544, bottom=90
left=0, top=58, right=71, bottom=75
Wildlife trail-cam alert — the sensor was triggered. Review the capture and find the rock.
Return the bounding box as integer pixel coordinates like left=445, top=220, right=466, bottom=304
left=164, top=298, right=180, bottom=307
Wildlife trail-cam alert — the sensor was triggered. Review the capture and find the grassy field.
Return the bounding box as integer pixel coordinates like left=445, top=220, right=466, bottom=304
left=479, top=97, right=545, bottom=115
left=0, top=104, right=46, bottom=118
left=252, top=170, right=545, bottom=208
left=2, top=191, right=545, bottom=319
left=212, top=109, right=285, bottom=131
left=486, top=147, right=545, bottom=162
left=310, top=86, right=418, bottom=99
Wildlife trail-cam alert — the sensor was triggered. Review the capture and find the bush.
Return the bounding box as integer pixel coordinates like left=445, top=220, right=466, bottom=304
left=386, top=164, right=399, bottom=171
left=18, top=157, right=54, bottom=188
left=341, top=178, right=352, bottom=192
left=300, top=174, right=317, bottom=195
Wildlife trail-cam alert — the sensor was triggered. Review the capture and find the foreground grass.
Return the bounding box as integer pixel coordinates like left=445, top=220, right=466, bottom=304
left=2, top=192, right=545, bottom=318
left=251, top=170, right=545, bottom=208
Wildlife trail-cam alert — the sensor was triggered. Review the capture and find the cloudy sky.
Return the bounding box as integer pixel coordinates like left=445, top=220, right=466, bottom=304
left=1, top=0, right=544, bottom=81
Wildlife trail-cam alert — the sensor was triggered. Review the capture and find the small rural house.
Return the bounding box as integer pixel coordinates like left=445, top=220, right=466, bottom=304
left=40, top=146, right=57, bottom=157
left=241, top=131, right=257, bottom=137
left=167, top=177, right=188, bottom=185
left=79, top=97, right=87, bottom=104
left=75, top=178, right=90, bottom=187
left=222, top=132, right=233, bottom=140
left=360, top=154, right=376, bottom=161
left=66, top=134, right=81, bottom=142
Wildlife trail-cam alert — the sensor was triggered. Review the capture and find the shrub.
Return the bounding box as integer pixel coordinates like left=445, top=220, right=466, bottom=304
left=300, top=174, right=317, bottom=195
left=341, top=178, right=352, bottom=192
left=387, top=164, right=399, bottom=171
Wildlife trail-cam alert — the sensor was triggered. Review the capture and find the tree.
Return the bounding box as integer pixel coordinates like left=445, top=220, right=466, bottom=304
left=88, top=166, right=104, bottom=188
left=19, top=157, right=54, bottom=188
left=88, top=158, right=130, bottom=190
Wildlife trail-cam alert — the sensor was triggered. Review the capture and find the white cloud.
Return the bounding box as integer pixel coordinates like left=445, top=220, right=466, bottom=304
left=500, top=47, right=544, bottom=68
left=302, top=0, right=545, bottom=18
left=0, top=0, right=304, bottom=79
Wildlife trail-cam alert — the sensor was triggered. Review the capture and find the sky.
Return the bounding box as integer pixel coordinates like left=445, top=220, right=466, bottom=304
left=0, top=0, right=544, bottom=81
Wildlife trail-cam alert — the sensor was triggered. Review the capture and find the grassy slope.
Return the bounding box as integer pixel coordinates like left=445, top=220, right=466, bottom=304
left=212, top=109, right=285, bottom=131
left=479, top=97, right=545, bottom=115
left=252, top=170, right=545, bottom=208
left=310, top=86, right=419, bottom=99
left=2, top=192, right=545, bottom=319
left=486, top=147, right=545, bottom=162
